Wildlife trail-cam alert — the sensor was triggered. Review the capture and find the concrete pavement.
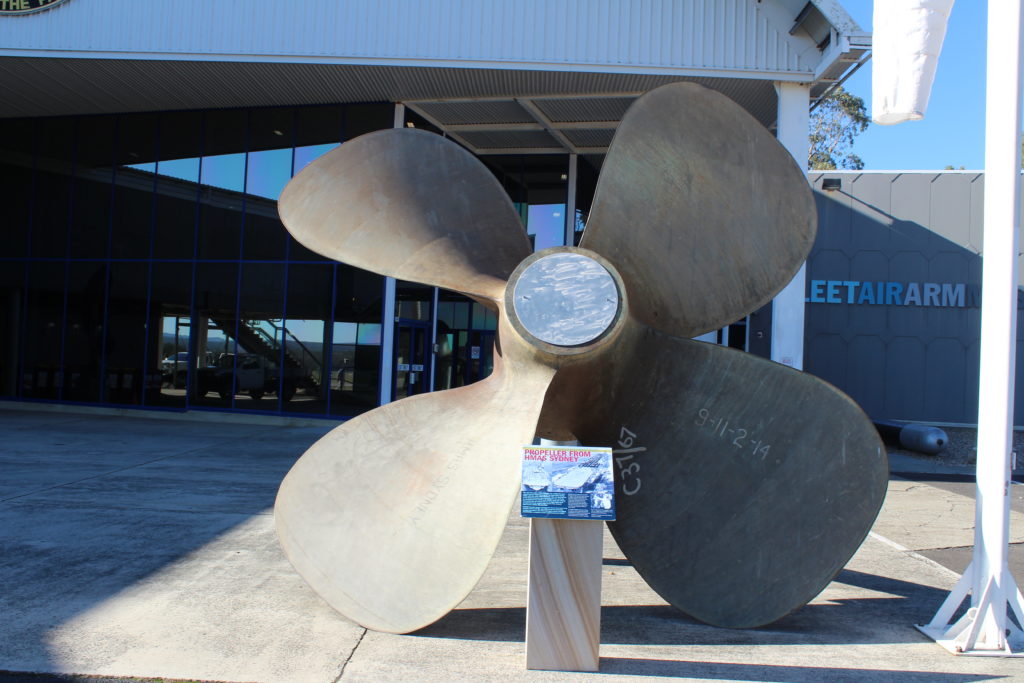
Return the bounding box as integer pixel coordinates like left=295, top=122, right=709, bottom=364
left=0, top=406, right=1022, bottom=682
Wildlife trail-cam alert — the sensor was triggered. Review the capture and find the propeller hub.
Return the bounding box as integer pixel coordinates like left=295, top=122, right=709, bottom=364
left=505, top=247, right=624, bottom=354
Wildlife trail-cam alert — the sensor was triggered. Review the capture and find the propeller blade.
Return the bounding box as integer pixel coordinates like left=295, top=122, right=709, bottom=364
left=275, top=351, right=555, bottom=634
left=560, top=324, right=887, bottom=628
left=279, top=128, right=532, bottom=302
left=580, top=82, right=816, bottom=338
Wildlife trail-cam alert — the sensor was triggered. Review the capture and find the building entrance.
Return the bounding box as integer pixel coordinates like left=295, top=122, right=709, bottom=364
left=393, top=320, right=431, bottom=400
left=463, top=330, right=495, bottom=386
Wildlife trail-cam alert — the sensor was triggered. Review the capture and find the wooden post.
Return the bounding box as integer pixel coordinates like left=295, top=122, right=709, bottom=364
left=525, top=517, right=603, bottom=671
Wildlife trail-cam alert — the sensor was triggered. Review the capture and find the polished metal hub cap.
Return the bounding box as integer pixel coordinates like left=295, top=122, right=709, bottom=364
left=511, top=251, right=619, bottom=347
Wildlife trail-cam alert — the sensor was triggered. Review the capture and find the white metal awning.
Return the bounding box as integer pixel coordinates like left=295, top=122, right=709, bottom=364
left=0, top=0, right=871, bottom=154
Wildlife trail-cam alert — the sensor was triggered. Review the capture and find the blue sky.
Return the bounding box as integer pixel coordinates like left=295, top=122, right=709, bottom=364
left=836, top=0, right=987, bottom=170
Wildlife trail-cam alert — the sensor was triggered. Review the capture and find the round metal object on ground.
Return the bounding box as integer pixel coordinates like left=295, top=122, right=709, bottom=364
left=511, top=251, right=619, bottom=347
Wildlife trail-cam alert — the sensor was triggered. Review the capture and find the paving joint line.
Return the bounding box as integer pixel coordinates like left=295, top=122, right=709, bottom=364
left=868, top=531, right=962, bottom=581
left=0, top=437, right=257, bottom=504
left=334, top=627, right=367, bottom=681
left=7, top=415, right=95, bottom=431
left=0, top=501, right=276, bottom=517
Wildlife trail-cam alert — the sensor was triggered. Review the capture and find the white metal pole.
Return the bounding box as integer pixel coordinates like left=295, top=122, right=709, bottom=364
left=378, top=103, right=405, bottom=406
left=771, top=81, right=811, bottom=370
left=428, top=286, right=439, bottom=392
left=919, top=0, right=1024, bottom=656
left=379, top=277, right=397, bottom=405
left=972, top=0, right=1023, bottom=650
left=565, top=154, right=578, bottom=247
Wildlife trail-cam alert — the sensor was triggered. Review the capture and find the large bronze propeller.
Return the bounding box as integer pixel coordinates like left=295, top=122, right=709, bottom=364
left=274, top=83, right=888, bottom=634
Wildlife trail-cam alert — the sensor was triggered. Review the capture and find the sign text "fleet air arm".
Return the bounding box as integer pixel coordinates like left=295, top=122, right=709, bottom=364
left=806, top=280, right=970, bottom=308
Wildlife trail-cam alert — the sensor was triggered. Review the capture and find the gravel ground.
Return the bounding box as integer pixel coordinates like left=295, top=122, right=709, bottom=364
left=886, top=424, right=1024, bottom=473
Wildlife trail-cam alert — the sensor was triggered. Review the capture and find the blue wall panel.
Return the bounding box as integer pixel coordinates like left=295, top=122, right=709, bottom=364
left=805, top=171, right=1023, bottom=425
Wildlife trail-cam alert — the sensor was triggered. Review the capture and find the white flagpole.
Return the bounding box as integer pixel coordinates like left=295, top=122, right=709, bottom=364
left=917, top=0, right=1024, bottom=655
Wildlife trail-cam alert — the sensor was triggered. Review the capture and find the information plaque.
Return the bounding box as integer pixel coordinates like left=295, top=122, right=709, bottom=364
left=520, top=445, right=615, bottom=520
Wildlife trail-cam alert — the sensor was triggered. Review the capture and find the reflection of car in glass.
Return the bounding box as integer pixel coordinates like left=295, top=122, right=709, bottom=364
left=162, top=351, right=213, bottom=388
left=161, top=351, right=189, bottom=372
left=194, top=353, right=302, bottom=401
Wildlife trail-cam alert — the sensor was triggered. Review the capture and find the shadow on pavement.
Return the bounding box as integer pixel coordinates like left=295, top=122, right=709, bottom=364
left=415, top=569, right=951, bottom=647
left=596, top=658, right=1003, bottom=681
left=0, top=412, right=333, bottom=677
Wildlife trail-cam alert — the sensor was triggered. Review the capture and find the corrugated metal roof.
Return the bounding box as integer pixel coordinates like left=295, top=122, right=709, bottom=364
left=0, top=0, right=823, bottom=76
left=561, top=129, right=617, bottom=148
left=457, top=129, right=562, bottom=151
left=0, top=0, right=870, bottom=155
left=415, top=101, right=536, bottom=125
left=0, top=58, right=778, bottom=122
left=533, top=97, right=635, bottom=123
left=0, top=57, right=787, bottom=155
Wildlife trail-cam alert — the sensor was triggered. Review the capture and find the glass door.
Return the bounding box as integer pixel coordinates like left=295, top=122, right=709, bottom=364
left=464, top=330, right=495, bottom=385
left=393, top=320, right=431, bottom=400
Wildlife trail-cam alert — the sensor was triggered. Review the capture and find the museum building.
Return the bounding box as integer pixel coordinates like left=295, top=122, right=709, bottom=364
left=2, top=0, right=1009, bottom=426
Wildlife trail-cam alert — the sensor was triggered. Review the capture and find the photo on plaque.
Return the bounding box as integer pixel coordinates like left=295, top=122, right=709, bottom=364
left=520, top=445, right=616, bottom=520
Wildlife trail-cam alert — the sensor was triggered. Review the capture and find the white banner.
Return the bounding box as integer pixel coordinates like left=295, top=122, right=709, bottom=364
left=872, top=0, right=955, bottom=125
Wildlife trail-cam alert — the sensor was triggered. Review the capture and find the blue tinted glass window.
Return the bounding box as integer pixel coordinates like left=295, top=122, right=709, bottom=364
left=471, top=303, right=487, bottom=330
left=201, top=153, right=245, bottom=193
left=334, top=322, right=357, bottom=345
left=357, top=323, right=381, bottom=345
left=294, top=143, right=337, bottom=175
left=158, top=157, right=200, bottom=184
left=527, top=204, right=565, bottom=251
left=246, top=147, right=291, bottom=200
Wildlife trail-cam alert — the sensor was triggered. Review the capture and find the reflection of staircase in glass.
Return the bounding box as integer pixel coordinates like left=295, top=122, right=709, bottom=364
left=209, top=316, right=321, bottom=388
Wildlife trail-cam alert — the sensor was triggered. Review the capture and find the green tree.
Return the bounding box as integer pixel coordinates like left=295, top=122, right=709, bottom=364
left=808, top=87, right=869, bottom=170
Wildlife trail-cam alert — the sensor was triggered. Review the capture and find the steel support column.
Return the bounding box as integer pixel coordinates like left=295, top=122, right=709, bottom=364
left=378, top=103, right=404, bottom=405
left=770, top=81, right=811, bottom=369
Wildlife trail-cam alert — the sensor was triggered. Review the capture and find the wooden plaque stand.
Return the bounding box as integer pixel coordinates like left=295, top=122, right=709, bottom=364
left=525, top=517, right=604, bottom=671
